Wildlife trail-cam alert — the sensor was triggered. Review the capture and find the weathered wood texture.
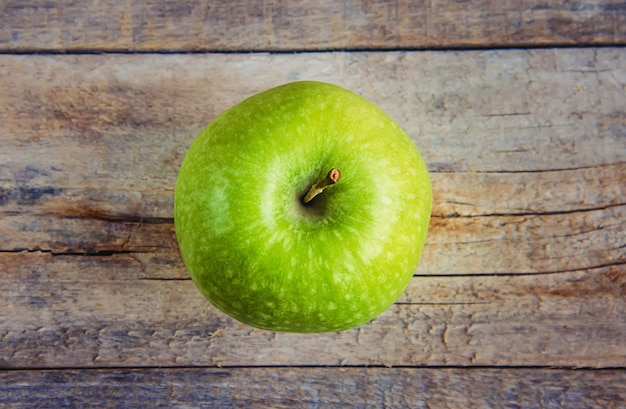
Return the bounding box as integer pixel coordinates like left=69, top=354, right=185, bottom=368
left=1, top=252, right=624, bottom=368
left=2, top=2, right=625, bottom=407
left=2, top=367, right=625, bottom=409
left=1, top=50, right=625, bottom=273
left=0, top=49, right=624, bottom=373
left=2, top=0, right=626, bottom=52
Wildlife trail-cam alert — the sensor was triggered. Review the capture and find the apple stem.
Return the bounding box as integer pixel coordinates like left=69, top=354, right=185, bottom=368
left=302, top=168, right=341, bottom=204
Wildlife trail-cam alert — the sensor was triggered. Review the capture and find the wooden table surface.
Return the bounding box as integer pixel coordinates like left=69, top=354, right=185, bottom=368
left=1, top=1, right=625, bottom=407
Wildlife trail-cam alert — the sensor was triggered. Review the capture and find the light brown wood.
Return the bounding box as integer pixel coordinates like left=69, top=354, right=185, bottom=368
left=0, top=203, right=623, bottom=275
left=2, top=367, right=625, bottom=408
left=1, top=252, right=623, bottom=368
left=1, top=0, right=625, bottom=52
left=2, top=51, right=625, bottom=173
left=1, top=50, right=624, bottom=274
left=0, top=47, right=624, bottom=406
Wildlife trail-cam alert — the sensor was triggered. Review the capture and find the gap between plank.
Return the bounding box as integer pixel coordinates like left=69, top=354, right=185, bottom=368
left=2, top=363, right=625, bottom=373
left=1, top=43, right=625, bottom=56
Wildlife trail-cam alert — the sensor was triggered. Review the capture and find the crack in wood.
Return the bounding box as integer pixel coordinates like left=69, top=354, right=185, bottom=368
left=46, top=213, right=175, bottom=224
left=430, top=161, right=626, bottom=174
left=479, top=112, right=533, bottom=117
left=432, top=202, right=626, bottom=219
left=0, top=248, right=145, bottom=256
left=414, top=259, right=626, bottom=277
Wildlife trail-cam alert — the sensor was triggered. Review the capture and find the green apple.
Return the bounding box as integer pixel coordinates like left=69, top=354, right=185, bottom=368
left=174, top=81, right=431, bottom=333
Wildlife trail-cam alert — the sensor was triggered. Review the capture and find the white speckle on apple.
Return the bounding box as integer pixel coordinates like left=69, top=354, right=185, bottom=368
left=333, top=272, right=349, bottom=284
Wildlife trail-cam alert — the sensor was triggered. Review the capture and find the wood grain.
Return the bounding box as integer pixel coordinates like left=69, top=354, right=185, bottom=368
left=0, top=48, right=624, bottom=408
left=2, top=0, right=626, bottom=52
left=1, top=252, right=623, bottom=368
left=1, top=202, right=623, bottom=275
left=2, top=367, right=625, bottom=409
left=1, top=50, right=624, bottom=275
left=2, top=50, right=624, bottom=173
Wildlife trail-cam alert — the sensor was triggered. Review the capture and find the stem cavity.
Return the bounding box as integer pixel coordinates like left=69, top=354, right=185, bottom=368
left=302, top=168, right=341, bottom=204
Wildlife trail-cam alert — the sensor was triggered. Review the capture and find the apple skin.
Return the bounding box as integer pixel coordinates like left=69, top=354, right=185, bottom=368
left=174, top=81, right=431, bottom=333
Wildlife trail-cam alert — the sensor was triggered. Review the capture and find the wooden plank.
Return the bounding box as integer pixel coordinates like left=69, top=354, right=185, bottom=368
left=1, top=367, right=624, bottom=408
left=2, top=0, right=626, bottom=52
left=1, top=49, right=624, bottom=274
left=0, top=202, right=623, bottom=275
left=1, top=252, right=623, bottom=368
left=1, top=50, right=624, bottom=173
left=0, top=49, right=624, bottom=370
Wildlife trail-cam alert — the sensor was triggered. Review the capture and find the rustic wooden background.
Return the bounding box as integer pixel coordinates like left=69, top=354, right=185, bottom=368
left=1, top=1, right=625, bottom=407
